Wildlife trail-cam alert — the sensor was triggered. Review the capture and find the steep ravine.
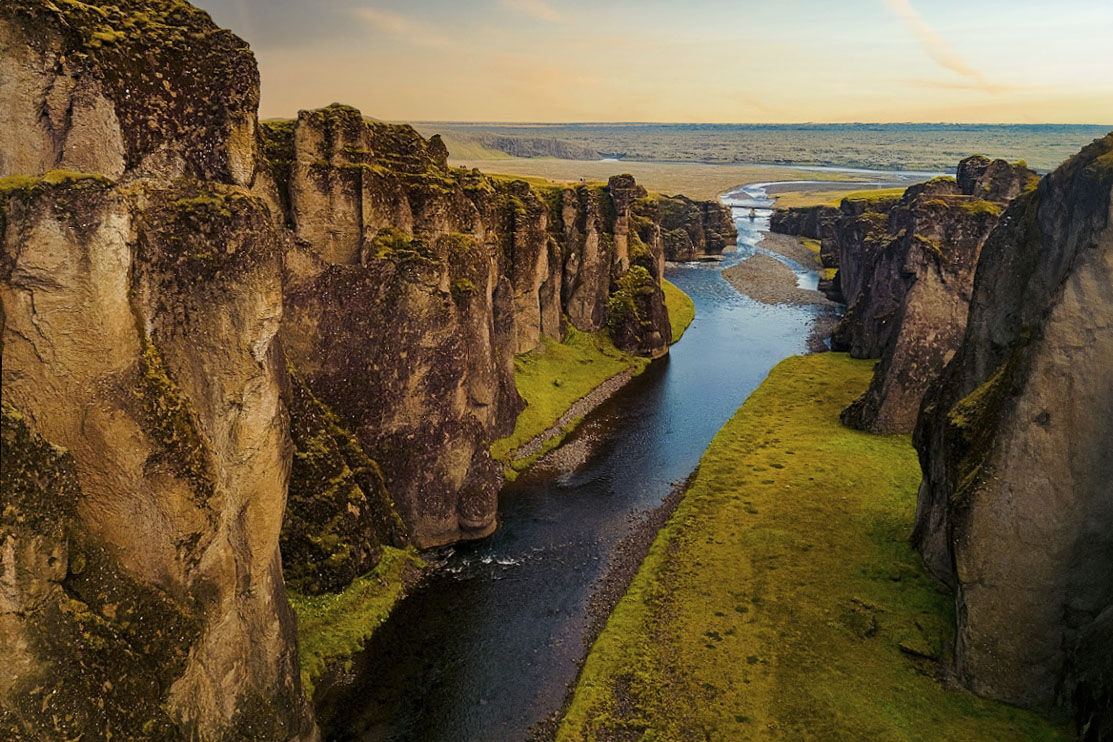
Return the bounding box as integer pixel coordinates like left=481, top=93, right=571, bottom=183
left=316, top=198, right=834, bottom=742
left=0, top=1, right=734, bottom=739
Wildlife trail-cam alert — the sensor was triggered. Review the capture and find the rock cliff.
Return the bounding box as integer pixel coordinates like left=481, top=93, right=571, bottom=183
left=0, top=2, right=318, bottom=740
left=263, top=105, right=709, bottom=548
left=770, top=203, right=840, bottom=241
left=912, top=134, right=1113, bottom=729
left=640, top=192, right=737, bottom=262
left=0, top=1, right=735, bottom=736
left=827, top=158, right=1037, bottom=433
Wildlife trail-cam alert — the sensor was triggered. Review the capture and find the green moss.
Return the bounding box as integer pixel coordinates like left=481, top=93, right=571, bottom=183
left=959, top=199, right=1006, bottom=218
left=607, top=265, right=657, bottom=334
left=135, top=339, right=213, bottom=501
left=558, top=354, right=1069, bottom=741
left=1, top=400, right=200, bottom=741
left=945, top=348, right=1022, bottom=506
left=289, top=546, right=424, bottom=696
left=662, top=278, right=695, bottom=343
left=259, top=119, right=295, bottom=223
left=490, top=327, right=649, bottom=467
left=368, top=226, right=439, bottom=270
left=914, top=233, right=944, bottom=258
left=0, top=170, right=111, bottom=197
left=282, top=370, right=408, bottom=595
left=829, top=187, right=907, bottom=208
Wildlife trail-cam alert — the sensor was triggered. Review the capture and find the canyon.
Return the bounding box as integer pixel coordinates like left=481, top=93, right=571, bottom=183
left=0, top=1, right=1110, bottom=740
left=770, top=142, right=1112, bottom=738
left=0, top=1, right=731, bottom=739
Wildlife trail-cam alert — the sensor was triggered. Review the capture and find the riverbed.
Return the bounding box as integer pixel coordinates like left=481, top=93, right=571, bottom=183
left=319, top=178, right=891, bottom=742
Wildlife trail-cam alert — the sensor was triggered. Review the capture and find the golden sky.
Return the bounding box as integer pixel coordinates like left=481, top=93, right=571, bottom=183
left=194, top=0, right=1113, bottom=124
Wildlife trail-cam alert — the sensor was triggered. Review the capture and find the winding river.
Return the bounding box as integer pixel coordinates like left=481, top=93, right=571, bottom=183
left=320, top=174, right=911, bottom=741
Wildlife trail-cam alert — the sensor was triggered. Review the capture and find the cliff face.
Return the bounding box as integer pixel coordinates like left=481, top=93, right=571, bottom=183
left=640, top=192, right=737, bottom=262
left=829, top=158, right=1037, bottom=433
left=0, top=3, right=311, bottom=739
left=912, top=134, right=1113, bottom=722
left=0, top=168, right=314, bottom=738
left=770, top=203, right=840, bottom=241
left=0, top=1, right=732, bottom=736
left=265, top=105, right=697, bottom=548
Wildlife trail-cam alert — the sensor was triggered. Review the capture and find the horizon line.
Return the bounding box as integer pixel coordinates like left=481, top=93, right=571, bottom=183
left=399, top=120, right=1112, bottom=127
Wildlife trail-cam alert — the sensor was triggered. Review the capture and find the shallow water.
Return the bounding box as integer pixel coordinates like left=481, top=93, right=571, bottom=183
left=319, top=181, right=854, bottom=742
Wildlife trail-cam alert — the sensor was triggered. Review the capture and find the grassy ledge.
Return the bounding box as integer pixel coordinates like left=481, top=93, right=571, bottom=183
left=801, top=237, right=838, bottom=281
left=663, top=278, right=695, bottom=343
left=491, top=328, right=649, bottom=473
left=289, top=546, right=424, bottom=696
left=557, top=354, right=1069, bottom=741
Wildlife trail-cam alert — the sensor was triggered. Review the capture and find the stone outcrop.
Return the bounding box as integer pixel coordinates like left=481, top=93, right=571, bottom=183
left=264, top=105, right=695, bottom=548
left=0, top=2, right=313, bottom=739
left=0, top=1, right=733, bottom=736
left=640, top=192, right=737, bottom=262
left=770, top=203, right=839, bottom=241
left=827, top=158, right=1037, bottom=433
left=0, top=175, right=315, bottom=739
left=0, top=0, right=261, bottom=185
left=912, top=134, right=1113, bottom=729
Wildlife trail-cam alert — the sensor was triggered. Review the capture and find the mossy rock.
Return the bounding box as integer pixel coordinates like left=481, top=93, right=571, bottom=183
left=1, top=401, right=199, bottom=741
left=281, top=369, right=408, bottom=596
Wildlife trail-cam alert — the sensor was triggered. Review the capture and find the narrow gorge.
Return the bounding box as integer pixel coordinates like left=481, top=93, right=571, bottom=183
left=1, top=1, right=1110, bottom=741
left=0, top=1, right=737, bottom=739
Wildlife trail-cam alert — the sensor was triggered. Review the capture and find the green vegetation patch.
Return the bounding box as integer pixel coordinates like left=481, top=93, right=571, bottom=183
left=490, top=327, right=649, bottom=468
left=289, top=546, right=424, bottom=696
left=831, top=187, right=908, bottom=208
left=662, top=279, right=695, bottom=343
left=558, top=354, right=1069, bottom=741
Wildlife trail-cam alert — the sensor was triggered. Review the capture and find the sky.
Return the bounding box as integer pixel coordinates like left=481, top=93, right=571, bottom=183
left=192, top=0, right=1113, bottom=124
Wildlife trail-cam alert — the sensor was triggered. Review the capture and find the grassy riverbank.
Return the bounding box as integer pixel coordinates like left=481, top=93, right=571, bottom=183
left=492, top=282, right=696, bottom=472
left=289, top=547, right=424, bottom=696
left=490, top=328, right=649, bottom=471
left=663, top=278, right=695, bottom=342
left=558, top=354, right=1070, bottom=741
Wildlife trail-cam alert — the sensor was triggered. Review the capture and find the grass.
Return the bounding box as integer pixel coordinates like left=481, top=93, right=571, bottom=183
left=450, top=158, right=863, bottom=201
left=490, top=328, right=649, bottom=469
left=289, top=546, right=424, bottom=696
left=558, top=354, right=1070, bottom=742
left=830, top=187, right=909, bottom=207
left=800, top=238, right=838, bottom=280
left=663, top=279, right=695, bottom=343
left=489, top=283, right=691, bottom=474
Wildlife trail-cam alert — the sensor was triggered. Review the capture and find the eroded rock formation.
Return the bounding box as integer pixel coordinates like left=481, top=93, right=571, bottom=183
left=262, top=105, right=723, bottom=547
left=912, top=134, right=1113, bottom=730
left=0, top=1, right=734, bottom=736
left=641, top=192, right=737, bottom=262
left=770, top=203, right=839, bottom=241
left=0, top=2, right=295, bottom=739
left=825, top=158, right=1037, bottom=433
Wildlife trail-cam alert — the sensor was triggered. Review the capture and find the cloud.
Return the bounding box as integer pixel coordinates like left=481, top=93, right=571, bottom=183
left=351, top=7, right=453, bottom=48
left=501, top=0, right=562, bottom=23
left=880, top=0, right=1010, bottom=93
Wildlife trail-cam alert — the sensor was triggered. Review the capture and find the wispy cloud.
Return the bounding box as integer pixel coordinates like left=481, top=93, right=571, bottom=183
left=880, top=0, right=1010, bottom=93
left=351, top=7, right=453, bottom=48
left=501, top=0, right=562, bottom=23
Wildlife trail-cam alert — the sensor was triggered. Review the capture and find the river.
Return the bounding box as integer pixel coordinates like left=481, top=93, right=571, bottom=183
left=319, top=177, right=895, bottom=741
